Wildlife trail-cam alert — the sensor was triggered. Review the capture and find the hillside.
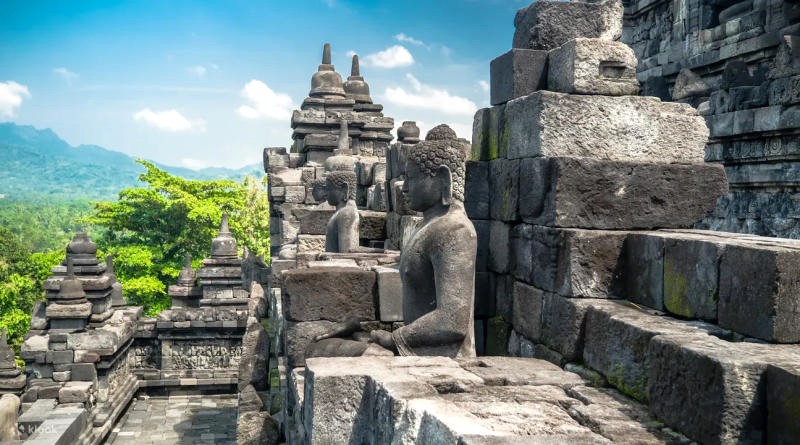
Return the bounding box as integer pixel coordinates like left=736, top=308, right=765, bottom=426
left=0, top=123, right=263, bottom=200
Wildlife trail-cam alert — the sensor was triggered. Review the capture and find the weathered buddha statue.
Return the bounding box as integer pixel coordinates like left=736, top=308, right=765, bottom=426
left=370, top=124, right=477, bottom=357
left=324, top=169, right=360, bottom=253
left=309, top=124, right=477, bottom=359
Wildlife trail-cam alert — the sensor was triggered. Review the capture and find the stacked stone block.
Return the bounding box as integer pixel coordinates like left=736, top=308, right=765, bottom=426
left=622, top=0, right=800, bottom=238
left=134, top=216, right=252, bottom=388
left=471, top=0, right=726, bottom=356
left=265, top=44, right=394, bottom=264
left=384, top=121, right=423, bottom=250
left=18, top=231, right=140, bottom=441
left=0, top=331, right=25, bottom=396
left=466, top=1, right=800, bottom=442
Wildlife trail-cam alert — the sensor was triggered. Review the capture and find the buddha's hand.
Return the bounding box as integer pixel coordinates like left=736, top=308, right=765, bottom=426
left=370, top=329, right=396, bottom=350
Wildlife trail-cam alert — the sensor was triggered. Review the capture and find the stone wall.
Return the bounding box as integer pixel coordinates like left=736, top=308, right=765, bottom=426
left=622, top=0, right=800, bottom=237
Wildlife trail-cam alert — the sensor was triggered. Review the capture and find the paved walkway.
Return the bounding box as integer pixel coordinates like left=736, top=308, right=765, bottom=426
left=105, top=394, right=238, bottom=445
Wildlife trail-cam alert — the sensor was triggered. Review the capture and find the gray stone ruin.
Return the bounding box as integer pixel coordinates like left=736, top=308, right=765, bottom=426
left=262, top=1, right=800, bottom=444
left=265, top=43, right=394, bottom=267
left=9, top=0, right=800, bottom=442
left=623, top=0, right=800, bottom=238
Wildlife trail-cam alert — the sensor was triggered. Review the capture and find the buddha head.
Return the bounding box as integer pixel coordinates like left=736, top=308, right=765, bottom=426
left=325, top=170, right=357, bottom=207
left=403, top=124, right=466, bottom=212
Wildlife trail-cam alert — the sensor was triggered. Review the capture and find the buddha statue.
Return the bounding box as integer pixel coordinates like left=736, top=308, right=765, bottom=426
left=324, top=169, right=360, bottom=253
left=310, top=124, right=477, bottom=359
left=370, top=124, right=476, bottom=357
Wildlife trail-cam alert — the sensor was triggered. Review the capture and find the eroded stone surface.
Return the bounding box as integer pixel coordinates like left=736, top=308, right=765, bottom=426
left=547, top=38, right=638, bottom=96
left=301, top=356, right=682, bottom=444
left=505, top=91, right=708, bottom=162
left=512, top=0, right=623, bottom=51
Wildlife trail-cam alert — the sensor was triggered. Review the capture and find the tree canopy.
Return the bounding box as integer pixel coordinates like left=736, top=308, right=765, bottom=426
left=85, top=159, right=270, bottom=315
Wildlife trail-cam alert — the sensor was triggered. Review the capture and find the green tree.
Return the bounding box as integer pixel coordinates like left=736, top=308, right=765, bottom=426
left=0, top=227, right=61, bottom=351
left=86, top=159, right=269, bottom=315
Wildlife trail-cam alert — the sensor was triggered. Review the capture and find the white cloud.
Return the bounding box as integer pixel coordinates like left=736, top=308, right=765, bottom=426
left=181, top=158, right=209, bottom=170
left=0, top=81, right=30, bottom=120
left=133, top=108, right=206, bottom=132
left=440, top=46, right=453, bottom=58
left=188, top=65, right=207, bottom=77
left=383, top=74, right=477, bottom=116
left=478, top=80, right=490, bottom=93
left=362, top=45, right=414, bottom=69
left=236, top=79, right=294, bottom=121
left=210, top=63, right=219, bottom=70
left=394, top=33, right=425, bottom=46
left=53, top=67, right=79, bottom=84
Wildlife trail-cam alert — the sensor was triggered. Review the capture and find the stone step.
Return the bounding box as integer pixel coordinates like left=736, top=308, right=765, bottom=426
left=506, top=293, right=800, bottom=444
left=497, top=226, right=800, bottom=342
left=301, top=356, right=685, bottom=444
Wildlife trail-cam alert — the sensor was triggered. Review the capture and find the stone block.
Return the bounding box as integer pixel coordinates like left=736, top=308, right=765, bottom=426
left=490, top=49, right=548, bottom=105
left=647, top=334, right=789, bottom=444
left=622, top=233, right=664, bottom=311
left=284, top=185, right=307, bottom=204
left=283, top=267, right=376, bottom=322
left=548, top=38, right=638, bottom=96
left=582, top=302, right=699, bottom=403
left=718, top=243, right=800, bottom=342
left=297, top=234, right=326, bottom=253
left=297, top=209, right=335, bottom=235
left=493, top=274, right=514, bottom=322
left=517, top=157, right=727, bottom=229
left=513, top=0, right=623, bottom=50
left=472, top=220, right=490, bottom=272
left=69, top=363, right=97, bottom=383
left=470, top=106, right=507, bottom=161
left=488, top=221, right=511, bottom=274
left=511, top=281, right=544, bottom=342
left=539, top=294, right=598, bottom=361
left=484, top=317, right=511, bottom=356
left=359, top=210, right=386, bottom=240
left=464, top=161, right=490, bottom=219
left=513, top=225, right=627, bottom=298
left=663, top=236, right=724, bottom=320
left=505, top=91, right=708, bottom=162
left=766, top=364, right=800, bottom=444
left=374, top=266, right=403, bottom=322
left=58, top=381, right=92, bottom=403
left=489, top=158, right=519, bottom=222
left=474, top=272, right=494, bottom=318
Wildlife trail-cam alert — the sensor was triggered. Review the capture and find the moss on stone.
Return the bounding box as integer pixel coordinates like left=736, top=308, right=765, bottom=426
left=605, top=363, right=648, bottom=403
left=663, top=260, right=691, bottom=317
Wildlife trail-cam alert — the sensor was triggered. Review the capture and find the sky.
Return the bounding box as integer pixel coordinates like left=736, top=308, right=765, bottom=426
left=0, top=0, right=526, bottom=169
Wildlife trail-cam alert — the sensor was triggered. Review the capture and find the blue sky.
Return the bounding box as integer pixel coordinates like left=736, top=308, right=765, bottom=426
left=0, top=0, right=525, bottom=169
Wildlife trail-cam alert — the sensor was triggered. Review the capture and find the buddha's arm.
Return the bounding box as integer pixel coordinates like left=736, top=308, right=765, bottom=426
left=337, top=210, right=360, bottom=253
left=392, top=225, right=477, bottom=353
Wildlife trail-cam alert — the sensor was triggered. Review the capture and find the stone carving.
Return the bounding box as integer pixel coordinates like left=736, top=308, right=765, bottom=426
left=0, top=394, right=19, bottom=442
left=324, top=170, right=360, bottom=253
left=163, top=340, right=244, bottom=370
left=370, top=125, right=477, bottom=357
left=0, top=330, right=24, bottom=395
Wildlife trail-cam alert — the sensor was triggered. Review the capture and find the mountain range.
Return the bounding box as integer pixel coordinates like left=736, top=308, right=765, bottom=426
left=0, top=123, right=263, bottom=201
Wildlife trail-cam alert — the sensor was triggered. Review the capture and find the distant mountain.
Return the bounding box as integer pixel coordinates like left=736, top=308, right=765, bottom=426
left=0, top=123, right=263, bottom=201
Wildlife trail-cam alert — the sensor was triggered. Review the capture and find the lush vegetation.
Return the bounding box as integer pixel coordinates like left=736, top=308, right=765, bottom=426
left=0, top=158, right=270, bottom=356
left=85, top=160, right=270, bottom=316
left=0, top=227, right=62, bottom=352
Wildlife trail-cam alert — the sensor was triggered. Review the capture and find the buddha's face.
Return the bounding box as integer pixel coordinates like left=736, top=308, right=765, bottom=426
left=403, top=160, right=446, bottom=212
left=326, top=182, right=348, bottom=206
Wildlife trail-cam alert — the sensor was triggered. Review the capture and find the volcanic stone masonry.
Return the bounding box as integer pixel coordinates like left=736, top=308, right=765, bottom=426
left=264, top=43, right=394, bottom=269
left=462, top=0, right=800, bottom=442
left=620, top=0, right=800, bottom=238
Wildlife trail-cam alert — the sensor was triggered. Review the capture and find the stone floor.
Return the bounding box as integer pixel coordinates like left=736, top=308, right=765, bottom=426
left=105, top=394, right=238, bottom=445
